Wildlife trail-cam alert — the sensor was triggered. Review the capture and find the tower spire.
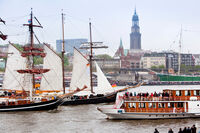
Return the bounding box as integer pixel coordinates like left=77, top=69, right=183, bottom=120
left=134, top=6, right=137, bottom=14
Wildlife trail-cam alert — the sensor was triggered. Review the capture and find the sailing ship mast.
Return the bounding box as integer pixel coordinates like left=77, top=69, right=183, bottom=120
left=80, top=21, right=108, bottom=94
left=89, top=22, right=94, bottom=93
left=178, top=27, right=182, bottom=75
left=61, top=11, right=65, bottom=94
left=19, top=9, right=49, bottom=100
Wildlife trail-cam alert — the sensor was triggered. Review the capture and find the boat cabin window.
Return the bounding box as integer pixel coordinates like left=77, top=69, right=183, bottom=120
left=148, top=103, right=152, bottom=108
left=128, top=103, right=136, bottom=108
left=176, top=90, right=182, bottom=96
left=194, top=90, right=200, bottom=96
left=170, top=103, right=174, bottom=108
left=153, top=103, right=156, bottom=108
left=177, top=102, right=184, bottom=108
left=158, top=103, right=163, bottom=108
left=139, top=103, right=146, bottom=108
left=185, top=90, right=191, bottom=96
left=168, top=103, right=171, bottom=108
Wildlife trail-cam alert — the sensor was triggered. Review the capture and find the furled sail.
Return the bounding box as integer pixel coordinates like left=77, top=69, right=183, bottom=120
left=40, top=44, right=63, bottom=91
left=94, top=61, right=114, bottom=94
left=69, top=48, right=91, bottom=92
left=3, top=44, right=32, bottom=91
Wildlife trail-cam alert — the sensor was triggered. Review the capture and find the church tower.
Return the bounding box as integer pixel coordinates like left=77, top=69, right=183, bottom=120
left=130, top=8, right=141, bottom=50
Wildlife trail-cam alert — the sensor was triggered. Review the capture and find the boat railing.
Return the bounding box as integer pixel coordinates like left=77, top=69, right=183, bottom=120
left=126, top=107, right=186, bottom=113
left=124, top=96, right=193, bottom=101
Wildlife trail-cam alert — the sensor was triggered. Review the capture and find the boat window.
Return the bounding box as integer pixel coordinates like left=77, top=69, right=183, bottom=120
left=177, top=102, right=183, bottom=108
left=139, top=103, right=146, bottom=108
left=168, top=103, right=171, bottom=108
left=185, top=90, right=191, bottom=96
left=153, top=103, right=156, bottom=108
left=133, top=103, right=136, bottom=108
left=170, top=103, right=174, bottom=108
left=129, top=103, right=133, bottom=108
left=176, top=91, right=181, bottom=96
left=142, top=103, right=146, bottom=108
left=158, top=103, right=162, bottom=108
left=196, top=90, right=200, bottom=96
left=148, top=103, right=153, bottom=108
left=162, top=103, right=165, bottom=108
left=139, top=103, right=142, bottom=108
left=194, top=90, right=197, bottom=96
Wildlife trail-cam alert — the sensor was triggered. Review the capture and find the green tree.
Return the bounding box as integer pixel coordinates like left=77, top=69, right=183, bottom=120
left=58, top=53, right=69, bottom=67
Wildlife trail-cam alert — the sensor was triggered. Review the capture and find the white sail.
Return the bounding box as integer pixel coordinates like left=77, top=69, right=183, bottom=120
left=40, top=44, right=63, bottom=91
left=69, top=48, right=91, bottom=92
left=94, top=61, right=114, bottom=94
left=3, top=44, right=32, bottom=91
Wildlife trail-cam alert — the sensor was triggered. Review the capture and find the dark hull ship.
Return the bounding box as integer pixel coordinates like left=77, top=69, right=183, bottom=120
left=62, top=92, right=117, bottom=105
left=0, top=98, right=62, bottom=112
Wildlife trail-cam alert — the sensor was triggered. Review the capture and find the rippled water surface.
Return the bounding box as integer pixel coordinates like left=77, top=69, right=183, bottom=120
left=1, top=85, right=200, bottom=133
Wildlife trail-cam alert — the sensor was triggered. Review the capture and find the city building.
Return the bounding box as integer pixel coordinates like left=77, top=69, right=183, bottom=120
left=193, top=54, right=200, bottom=66
left=141, top=53, right=166, bottom=69
left=130, top=8, right=141, bottom=50
left=163, top=52, right=194, bottom=71
left=56, top=38, right=88, bottom=54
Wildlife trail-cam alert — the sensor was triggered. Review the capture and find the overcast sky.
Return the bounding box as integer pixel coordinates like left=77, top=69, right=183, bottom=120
left=0, top=0, right=200, bottom=55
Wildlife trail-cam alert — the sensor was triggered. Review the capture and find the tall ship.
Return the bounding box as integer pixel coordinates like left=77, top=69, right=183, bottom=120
left=62, top=22, right=137, bottom=105
left=98, top=86, right=200, bottom=119
left=0, top=10, right=82, bottom=111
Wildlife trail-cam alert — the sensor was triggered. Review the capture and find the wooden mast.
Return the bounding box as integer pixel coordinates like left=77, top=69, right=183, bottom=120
left=80, top=21, right=108, bottom=94
left=89, top=21, right=94, bottom=93
left=61, top=11, right=65, bottom=94
left=30, top=9, right=35, bottom=91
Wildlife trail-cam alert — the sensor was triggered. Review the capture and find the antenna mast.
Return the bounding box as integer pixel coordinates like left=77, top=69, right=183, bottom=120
left=178, top=26, right=182, bottom=75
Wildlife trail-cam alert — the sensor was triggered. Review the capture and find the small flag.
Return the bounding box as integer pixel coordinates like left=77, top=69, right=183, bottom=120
left=28, top=19, right=31, bottom=24
left=112, top=84, right=117, bottom=87
left=86, top=63, right=90, bottom=67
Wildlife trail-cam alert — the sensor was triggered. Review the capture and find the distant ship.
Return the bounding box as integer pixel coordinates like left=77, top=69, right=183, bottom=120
left=156, top=73, right=200, bottom=82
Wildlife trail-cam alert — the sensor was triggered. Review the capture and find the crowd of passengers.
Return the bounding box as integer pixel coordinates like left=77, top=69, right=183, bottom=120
left=123, top=91, right=171, bottom=100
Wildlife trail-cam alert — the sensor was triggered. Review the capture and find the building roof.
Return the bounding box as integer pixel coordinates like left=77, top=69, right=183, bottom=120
left=132, top=8, right=139, bottom=21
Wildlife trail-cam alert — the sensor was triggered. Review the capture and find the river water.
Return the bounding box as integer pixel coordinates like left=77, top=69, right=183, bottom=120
left=1, top=85, right=200, bottom=133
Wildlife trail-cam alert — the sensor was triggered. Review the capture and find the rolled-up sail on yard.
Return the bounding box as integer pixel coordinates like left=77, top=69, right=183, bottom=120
left=40, top=44, right=63, bottom=91
left=69, top=48, right=91, bottom=92
left=3, top=44, right=32, bottom=91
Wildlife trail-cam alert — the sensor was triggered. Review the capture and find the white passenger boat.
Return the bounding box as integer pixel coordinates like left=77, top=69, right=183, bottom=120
left=97, top=88, right=200, bottom=119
